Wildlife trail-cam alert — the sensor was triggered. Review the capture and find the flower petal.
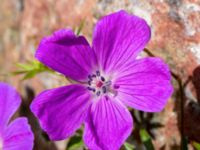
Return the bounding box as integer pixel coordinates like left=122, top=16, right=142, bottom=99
left=0, top=82, right=21, bottom=133
left=92, top=10, right=151, bottom=73
left=83, top=96, right=133, bottom=150
left=115, top=57, right=173, bottom=112
left=31, top=84, right=92, bottom=140
left=36, top=29, right=97, bottom=81
left=2, top=118, right=34, bottom=150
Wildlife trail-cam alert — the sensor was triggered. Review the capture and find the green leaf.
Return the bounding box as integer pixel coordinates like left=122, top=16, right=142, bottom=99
left=66, top=135, right=84, bottom=150
left=13, top=60, right=54, bottom=80
left=140, top=128, right=154, bottom=150
left=124, top=142, right=135, bottom=150
left=12, top=70, right=28, bottom=75
left=22, top=71, right=37, bottom=80
left=192, top=141, right=200, bottom=150
left=76, top=20, right=85, bottom=35
left=183, top=137, right=188, bottom=150
left=16, top=63, right=34, bottom=70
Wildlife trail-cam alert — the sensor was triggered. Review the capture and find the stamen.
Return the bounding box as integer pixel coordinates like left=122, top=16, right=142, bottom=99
left=87, top=72, right=115, bottom=98
left=87, top=87, right=95, bottom=92
left=100, top=76, right=105, bottom=82
left=92, top=74, right=96, bottom=78
left=105, top=81, right=111, bottom=86
left=102, top=86, right=106, bottom=93
left=88, top=81, right=92, bottom=85
left=96, top=70, right=100, bottom=76
left=88, top=75, right=92, bottom=80
left=96, top=91, right=101, bottom=96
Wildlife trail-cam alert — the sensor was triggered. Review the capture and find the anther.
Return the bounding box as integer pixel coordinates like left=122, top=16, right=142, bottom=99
left=96, top=91, right=101, bottom=96
left=96, top=71, right=100, bottom=76
left=102, top=86, right=106, bottom=93
left=87, top=87, right=92, bottom=90
left=88, top=75, right=92, bottom=80
left=105, top=81, right=111, bottom=85
left=88, top=80, right=92, bottom=85
left=92, top=74, right=96, bottom=78
left=100, top=76, right=105, bottom=82
left=87, top=87, right=95, bottom=92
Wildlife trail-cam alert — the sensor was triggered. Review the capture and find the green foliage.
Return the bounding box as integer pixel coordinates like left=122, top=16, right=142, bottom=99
left=73, top=20, right=85, bottom=36
left=140, top=128, right=155, bottom=150
left=182, top=137, right=188, bottom=150
left=124, top=142, right=135, bottom=150
left=12, top=60, right=53, bottom=80
left=193, top=141, right=200, bottom=150
left=66, top=135, right=84, bottom=150
left=66, top=129, right=84, bottom=150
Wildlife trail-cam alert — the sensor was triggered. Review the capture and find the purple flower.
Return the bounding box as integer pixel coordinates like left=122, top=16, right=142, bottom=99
left=31, top=10, right=173, bottom=150
left=0, top=82, right=34, bottom=150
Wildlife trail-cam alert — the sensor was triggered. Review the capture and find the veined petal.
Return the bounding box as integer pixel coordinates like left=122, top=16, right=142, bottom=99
left=3, top=118, right=34, bottom=150
left=31, top=84, right=92, bottom=140
left=36, top=29, right=97, bottom=82
left=0, top=82, right=21, bottom=133
left=83, top=96, right=133, bottom=150
left=92, top=10, right=151, bottom=74
left=115, top=58, right=173, bottom=112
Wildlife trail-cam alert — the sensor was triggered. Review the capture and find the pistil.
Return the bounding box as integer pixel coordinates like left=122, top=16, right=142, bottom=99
left=87, top=70, right=120, bottom=98
left=87, top=71, right=113, bottom=97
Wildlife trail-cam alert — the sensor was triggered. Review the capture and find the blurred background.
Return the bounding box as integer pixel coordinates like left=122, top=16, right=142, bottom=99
left=0, top=0, right=200, bottom=150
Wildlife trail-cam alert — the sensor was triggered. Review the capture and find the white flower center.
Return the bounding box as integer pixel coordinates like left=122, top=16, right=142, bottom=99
left=87, top=70, right=119, bottom=97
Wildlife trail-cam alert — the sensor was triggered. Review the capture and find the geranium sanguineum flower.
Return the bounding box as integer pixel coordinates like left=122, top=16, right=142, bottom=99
left=31, top=10, right=173, bottom=150
left=0, top=82, right=34, bottom=150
